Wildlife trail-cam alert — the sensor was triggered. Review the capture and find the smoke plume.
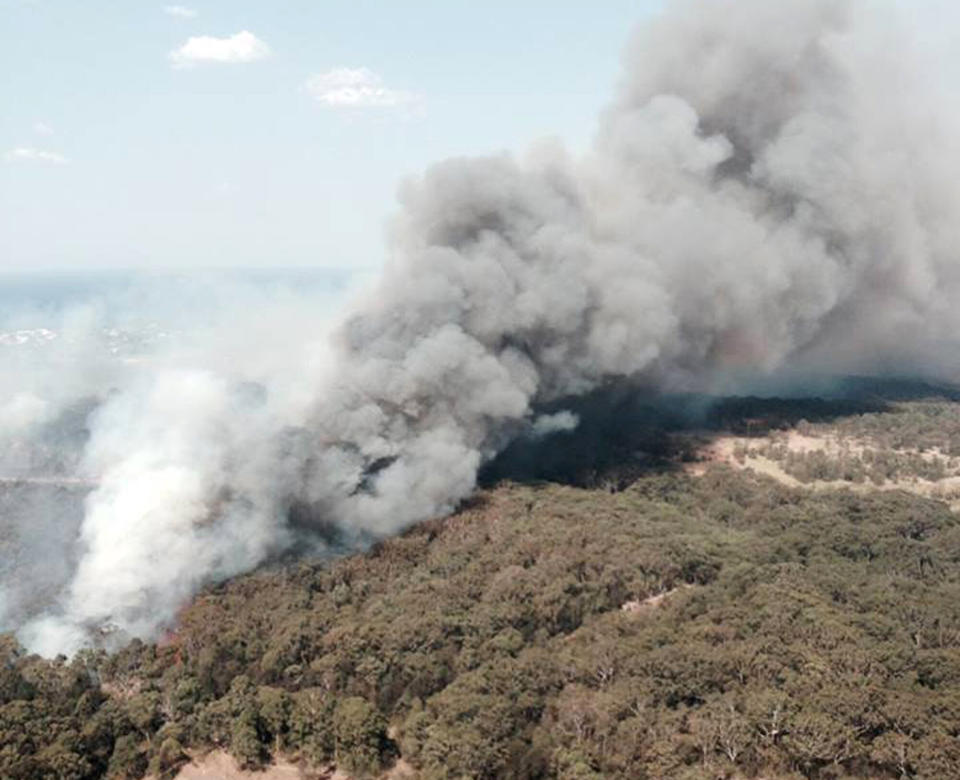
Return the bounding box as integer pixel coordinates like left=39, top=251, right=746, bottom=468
left=6, top=0, right=960, bottom=655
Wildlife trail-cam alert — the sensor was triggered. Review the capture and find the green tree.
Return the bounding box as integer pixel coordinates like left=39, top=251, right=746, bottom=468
left=107, top=734, right=147, bottom=779
left=334, top=697, right=388, bottom=777
left=230, top=706, right=265, bottom=770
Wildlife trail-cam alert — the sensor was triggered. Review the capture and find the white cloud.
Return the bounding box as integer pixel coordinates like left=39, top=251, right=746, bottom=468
left=4, top=147, right=68, bottom=164
left=304, top=67, right=420, bottom=109
left=169, top=30, right=268, bottom=68
left=163, top=5, right=197, bottom=18
left=33, top=121, right=54, bottom=136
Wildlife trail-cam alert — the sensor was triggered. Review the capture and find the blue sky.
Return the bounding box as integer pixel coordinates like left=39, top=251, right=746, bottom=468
left=0, top=0, right=663, bottom=272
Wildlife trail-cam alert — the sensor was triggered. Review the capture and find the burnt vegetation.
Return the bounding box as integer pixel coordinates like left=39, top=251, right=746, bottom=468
left=5, top=386, right=960, bottom=779
left=480, top=380, right=896, bottom=492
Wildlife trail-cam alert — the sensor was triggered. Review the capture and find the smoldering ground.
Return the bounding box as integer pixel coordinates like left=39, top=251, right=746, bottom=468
left=6, top=0, right=960, bottom=655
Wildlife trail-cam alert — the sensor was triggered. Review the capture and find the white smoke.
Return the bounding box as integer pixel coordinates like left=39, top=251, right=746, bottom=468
left=7, top=0, right=960, bottom=655
left=530, top=411, right=580, bottom=439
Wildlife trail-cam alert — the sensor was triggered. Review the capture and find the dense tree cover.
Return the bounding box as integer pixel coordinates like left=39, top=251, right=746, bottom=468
left=4, top=460, right=960, bottom=778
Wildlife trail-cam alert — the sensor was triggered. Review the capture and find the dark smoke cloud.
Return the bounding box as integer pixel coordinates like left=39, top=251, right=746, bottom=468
left=5, top=0, right=960, bottom=655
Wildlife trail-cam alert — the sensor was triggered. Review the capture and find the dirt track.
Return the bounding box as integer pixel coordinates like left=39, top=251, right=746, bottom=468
left=170, top=752, right=306, bottom=780
left=163, top=751, right=418, bottom=780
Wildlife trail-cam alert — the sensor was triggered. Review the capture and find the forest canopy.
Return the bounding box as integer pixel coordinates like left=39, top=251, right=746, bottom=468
left=4, top=427, right=960, bottom=780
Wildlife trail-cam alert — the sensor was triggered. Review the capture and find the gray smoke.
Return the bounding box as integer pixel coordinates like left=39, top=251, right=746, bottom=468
left=7, top=0, right=960, bottom=655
